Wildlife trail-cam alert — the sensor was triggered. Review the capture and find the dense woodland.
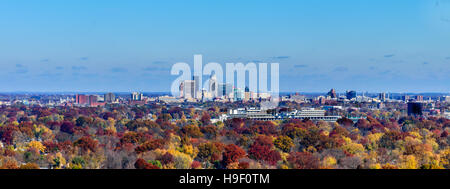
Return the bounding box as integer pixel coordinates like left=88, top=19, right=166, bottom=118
left=0, top=103, right=448, bottom=169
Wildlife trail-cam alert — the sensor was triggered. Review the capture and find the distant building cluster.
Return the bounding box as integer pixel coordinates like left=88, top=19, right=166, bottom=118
left=75, top=92, right=161, bottom=106
left=6, top=87, right=446, bottom=120
left=75, top=94, right=106, bottom=106
left=307, top=89, right=437, bottom=105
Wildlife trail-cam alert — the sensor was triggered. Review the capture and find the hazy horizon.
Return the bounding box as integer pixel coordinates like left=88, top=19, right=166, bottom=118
left=0, top=91, right=448, bottom=96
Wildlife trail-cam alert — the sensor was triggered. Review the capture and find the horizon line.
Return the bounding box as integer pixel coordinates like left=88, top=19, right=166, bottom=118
left=0, top=91, right=449, bottom=95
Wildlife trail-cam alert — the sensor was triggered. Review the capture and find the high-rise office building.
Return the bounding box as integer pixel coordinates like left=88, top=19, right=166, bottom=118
left=244, top=87, right=251, bottom=102
left=244, top=92, right=251, bottom=102
left=104, top=93, right=115, bottom=103
left=179, top=82, right=184, bottom=98
left=319, top=96, right=326, bottom=105
left=327, top=89, right=337, bottom=98
left=209, top=74, right=218, bottom=98
left=377, top=102, right=385, bottom=109
left=379, top=92, right=386, bottom=102
left=76, top=94, right=99, bottom=106
left=132, top=92, right=138, bottom=100
left=88, top=95, right=98, bottom=105
left=234, top=88, right=244, bottom=101
left=408, top=102, right=423, bottom=116
left=445, top=96, right=450, bottom=103
left=416, top=95, right=424, bottom=102
left=218, top=83, right=232, bottom=98
left=402, top=95, right=410, bottom=102
left=180, top=80, right=195, bottom=99
left=131, top=92, right=144, bottom=101
left=201, top=89, right=209, bottom=101
left=76, top=94, right=89, bottom=105
left=193, top=75, right=200, bottom=99
left=346, top=90, right=356, bottom=100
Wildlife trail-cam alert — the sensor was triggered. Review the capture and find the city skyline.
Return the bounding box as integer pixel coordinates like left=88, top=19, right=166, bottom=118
left=1, top=90, right=450, bottom=95
left=1, top=0, right=450, bottom=92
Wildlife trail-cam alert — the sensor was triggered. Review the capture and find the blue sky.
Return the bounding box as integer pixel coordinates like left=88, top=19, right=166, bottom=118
left=0, top=0, right=449, bottom=93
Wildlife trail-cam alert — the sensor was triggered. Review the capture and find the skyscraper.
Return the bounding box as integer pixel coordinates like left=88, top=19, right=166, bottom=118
left=346, top=90, right=356, bottom=100
left=234, top=88, right=244, bottom=101
left=181, top=80, right=195, bottom=99
left=327, top=89, right=337, bottom=98
left=244, top=86, right=251, bottom=102
left=402, top=95, right=410, bottom=102
left=209, top=74, right=218, bottom=98
left=132, top=92, right=144, bottom=101
left=179, top=82, right=184, bottom=98
left=445, top=96, right=450, bottom=103
left=104, top=93, right=115, bottom=103
left=218, top=83, right=232, bottom=98
left=88, top=95, right=98, bottom=105
left=319, top=96, right=326, bottom=105
left=408, top=102, right=423, bottom=116
left=416, top=95, right=424, bottom=102
left=76, top=94, right=89, bottom=105
left=379, top=92, right=386, bottom=102
left=193, top=75, right=200, bottom=99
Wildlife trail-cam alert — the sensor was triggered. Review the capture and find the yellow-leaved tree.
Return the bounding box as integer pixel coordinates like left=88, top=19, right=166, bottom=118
left=321, top=156, right=337, bottom=169
left=400, top=155, right=418, bottom=169
left=28, top=141, right=45, bottom=153
left=366, top=133, right=384, bottom=151
left=341, top=136, right=365, bottom=156
left=169, top=149, right=193, bottom=169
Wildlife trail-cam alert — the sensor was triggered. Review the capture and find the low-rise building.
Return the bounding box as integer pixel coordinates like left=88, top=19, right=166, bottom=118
left=444, top=111, right=450, bottom=119
left=227, top=107, right=341, bottom=122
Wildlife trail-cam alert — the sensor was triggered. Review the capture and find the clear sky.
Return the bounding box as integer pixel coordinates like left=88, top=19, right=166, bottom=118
left=0, top=0, right=449, bottom=93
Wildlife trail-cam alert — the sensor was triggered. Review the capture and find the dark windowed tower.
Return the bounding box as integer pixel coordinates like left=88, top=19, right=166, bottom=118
left=407, top=102, right=423, bottom=116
